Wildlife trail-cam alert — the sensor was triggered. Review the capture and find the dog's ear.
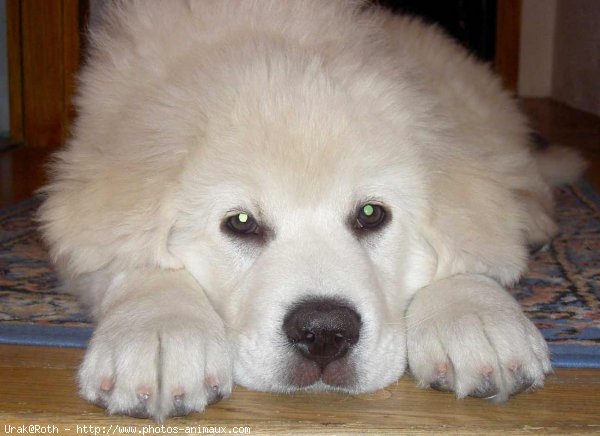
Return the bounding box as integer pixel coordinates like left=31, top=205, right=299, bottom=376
left=37, top=0, right=215, bottom=280
left=421, top=172, right=528, bottom=287
left=38, top=145, right=184, bottom=279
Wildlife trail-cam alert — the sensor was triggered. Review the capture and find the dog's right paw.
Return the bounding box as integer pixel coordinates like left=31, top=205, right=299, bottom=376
left=78, top=312, right=232, bottom=422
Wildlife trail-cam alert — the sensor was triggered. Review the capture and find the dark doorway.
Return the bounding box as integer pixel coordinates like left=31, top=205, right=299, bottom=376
left=376, top=0, right=498, bottom=62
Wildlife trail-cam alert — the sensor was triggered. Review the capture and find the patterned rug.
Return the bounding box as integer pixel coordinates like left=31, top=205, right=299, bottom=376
left=1, top=184, right=599, bottom=368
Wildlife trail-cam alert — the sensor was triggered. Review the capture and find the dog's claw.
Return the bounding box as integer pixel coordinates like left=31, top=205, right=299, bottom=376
left=136, top=390, right=152, bottom=404
left=172, top=394, right=188, bottom=417
left=429, top=362, right=454, bottom=392
left=470, top=375, right=498, bottom=398
left=509, top=366, right=536, bottom=395
left=207, top=386, right=225, bottom=405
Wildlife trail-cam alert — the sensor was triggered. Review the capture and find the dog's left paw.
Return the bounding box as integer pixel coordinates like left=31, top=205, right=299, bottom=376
left=406, top=275, right=552, bottom=401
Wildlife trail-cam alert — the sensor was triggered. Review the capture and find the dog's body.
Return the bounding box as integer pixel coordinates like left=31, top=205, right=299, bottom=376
left=39, top=0, right=584, bottom=421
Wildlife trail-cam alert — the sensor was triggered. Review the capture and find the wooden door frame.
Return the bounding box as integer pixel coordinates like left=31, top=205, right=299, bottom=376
left=6, top=0, right=87, bottom=149
left=495, top=0, right=522, bottom=92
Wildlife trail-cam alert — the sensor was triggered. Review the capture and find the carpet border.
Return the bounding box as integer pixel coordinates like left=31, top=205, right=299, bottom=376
left=0, top=324, right=598, bottom=368
left=0, top=323, right=93, bottom=348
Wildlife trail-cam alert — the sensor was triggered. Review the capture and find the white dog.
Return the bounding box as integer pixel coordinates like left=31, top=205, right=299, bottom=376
left=39, top=0, right=584, bottom=421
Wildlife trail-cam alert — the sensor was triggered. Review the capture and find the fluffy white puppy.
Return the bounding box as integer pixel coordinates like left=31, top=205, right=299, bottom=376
left=39, top=0, right=584, bottom=421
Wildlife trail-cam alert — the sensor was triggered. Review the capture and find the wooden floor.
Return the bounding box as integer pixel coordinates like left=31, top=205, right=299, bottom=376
left=0, top=346, right=599, bottom=435
left=1, top=98, right=599, bottom=434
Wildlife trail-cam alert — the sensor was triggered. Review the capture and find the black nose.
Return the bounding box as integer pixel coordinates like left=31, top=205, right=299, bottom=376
left=283, top=297, right=361, bottom=368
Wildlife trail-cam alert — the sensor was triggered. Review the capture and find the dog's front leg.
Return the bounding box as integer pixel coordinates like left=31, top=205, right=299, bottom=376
left=406, top=274, right=551, bottom=401
left=78, top=269, right=232, bottom=421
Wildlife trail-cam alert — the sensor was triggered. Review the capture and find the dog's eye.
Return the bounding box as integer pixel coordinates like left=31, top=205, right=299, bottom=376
left=356, top=203, right=386, bottom=229
left=226, top=212, right=259, bottom=235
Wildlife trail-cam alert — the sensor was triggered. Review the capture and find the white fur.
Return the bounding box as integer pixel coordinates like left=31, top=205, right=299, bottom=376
left=38, top=0, right=581, bottom=421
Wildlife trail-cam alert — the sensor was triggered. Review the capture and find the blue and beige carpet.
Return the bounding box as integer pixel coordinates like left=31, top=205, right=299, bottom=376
left=1, top=184, right=599, bottom=368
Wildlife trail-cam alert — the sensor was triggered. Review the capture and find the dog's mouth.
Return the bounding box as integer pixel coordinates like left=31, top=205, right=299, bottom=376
left=288, top=357, right=357, bottom=389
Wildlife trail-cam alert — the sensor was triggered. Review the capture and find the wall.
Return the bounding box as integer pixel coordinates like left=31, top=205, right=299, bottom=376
left=552, top=0, right=600, bottom=117
left=518, top=0, right=557, bottom=97
left=0, top=0, right=9, bottom=137
left=519, top=0, right=600, bottom=117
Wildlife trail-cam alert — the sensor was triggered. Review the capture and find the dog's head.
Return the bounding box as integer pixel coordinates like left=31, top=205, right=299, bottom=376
left=167, top=55, right=438, bottom=393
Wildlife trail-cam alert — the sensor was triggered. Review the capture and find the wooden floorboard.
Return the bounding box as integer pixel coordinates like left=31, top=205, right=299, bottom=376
left=0, top=99, right=598, bottom=433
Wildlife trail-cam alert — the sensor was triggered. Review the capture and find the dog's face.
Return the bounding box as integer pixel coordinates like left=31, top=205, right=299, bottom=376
left=168, top=71, right=436, bottom=394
